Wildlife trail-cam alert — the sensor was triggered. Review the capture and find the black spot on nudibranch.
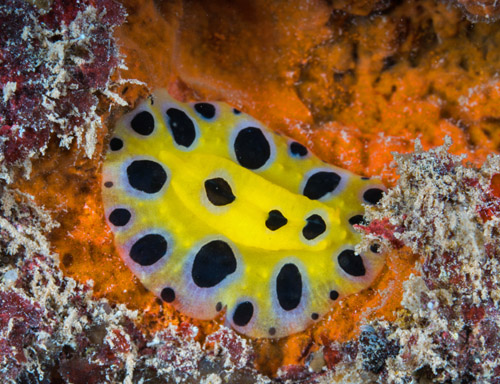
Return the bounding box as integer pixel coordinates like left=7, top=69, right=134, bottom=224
left=266, top=210, right=288, bottom=231
left=161, top=287, right=175, bottom=303
left=329, top=290, right=339, bottom=300
left=130, top=234, right=168, bottom=266
left=303, top=171, right=341, bottom=200
left=204, top=178, right=236, bottom=206
left=233, top=108, right=241, bottom=114
left=194, top=103, right=216, bottom=119
left=166, top=108, right=197, bottom=148
left=268, top=327, right=276, bottom=336
left=234, top=127, right=271, bottom=170
left=127, top=160, right=167, bottom=194
left=110, top=137, right=123, bottom=151
left=104, top=181, right=113, bottom=188
left=302, top=214, right=327, bottom=240
left=311, top=313, right=319, bottom=320
left=131, top=111, right=155, bottom=136
left=276, top=263, right=302, bottom=311
left=363, top=188, right=384, bottom=205
left=233, top=301, right=254, bottom=327
left=192, top=240, right=237, bottom=288
left=338, top=249, right=366, bottom=277
left=216, top=302, right=223, bottom=312
left=348, top=215, right=365, bottom=226
left=108, top=208, right=131, bottom=227
left=290, top=141, right=308, bottom=157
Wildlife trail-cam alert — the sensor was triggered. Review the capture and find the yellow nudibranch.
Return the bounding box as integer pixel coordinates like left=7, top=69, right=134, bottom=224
left=102, top=90, right=386, bottom=338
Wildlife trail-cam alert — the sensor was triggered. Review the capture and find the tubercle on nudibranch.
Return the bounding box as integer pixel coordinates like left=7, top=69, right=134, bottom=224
left=101, top=89, right=387, bottom=338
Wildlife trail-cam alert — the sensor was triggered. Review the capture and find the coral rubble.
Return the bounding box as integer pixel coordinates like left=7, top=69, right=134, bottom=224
left=0, top=0, right=125, bottom=183
left=371, top=141, right=500, bottom=382
left=315, top=141, right=500, bottom=383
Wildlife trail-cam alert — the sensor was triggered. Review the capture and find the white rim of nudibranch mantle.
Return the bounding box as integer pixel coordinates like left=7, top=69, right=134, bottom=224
left=228, top=119, right=277, bottom=172
left=121, top=228, right=174, bottom=277
left=299, top=166, right=350, bottom=202
left=160, top=100, right=202, bottom=152
left=268, top=257, right=312, bottom=334
left=120, top=155, right=171, bottom=200
left=180, top=235, right=244, bottom=309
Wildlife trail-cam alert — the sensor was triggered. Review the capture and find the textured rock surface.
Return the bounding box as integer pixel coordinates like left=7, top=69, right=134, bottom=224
left=0, top=0, right=125, bottom=182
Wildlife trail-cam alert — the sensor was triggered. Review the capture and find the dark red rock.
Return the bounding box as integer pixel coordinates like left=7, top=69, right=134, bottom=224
left=0, top=0, right=125, bottom=165
left=0, top=290, right=51, bottom=382
left=276, top=364, right=316, bottom=381
left=461, top=303, right=486, bottom=325
left=110, top=329, right=132, bottom=354
left=477, top=175, right=500, bottom=221
left=205, top=327, right=254, bottom=369
left=58, top=357, right=106, bottom=384
left=322, top=346, right=342, bottom=370
left=422, top=251, right=464, bottom=290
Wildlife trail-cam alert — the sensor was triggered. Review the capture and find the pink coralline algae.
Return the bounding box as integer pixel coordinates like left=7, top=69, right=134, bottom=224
left=0, top=0, right=125, bottom=181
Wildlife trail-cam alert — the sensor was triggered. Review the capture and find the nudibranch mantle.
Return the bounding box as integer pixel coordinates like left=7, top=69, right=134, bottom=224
left=102, top=89, right=386, bottom=338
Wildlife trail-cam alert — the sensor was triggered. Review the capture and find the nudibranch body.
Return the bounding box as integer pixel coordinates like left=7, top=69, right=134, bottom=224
left=102, top=90, right=386, bottom=338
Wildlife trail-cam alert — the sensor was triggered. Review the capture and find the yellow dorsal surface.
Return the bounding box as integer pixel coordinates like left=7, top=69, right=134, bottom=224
left=102, top=89, right=386, bottom=338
